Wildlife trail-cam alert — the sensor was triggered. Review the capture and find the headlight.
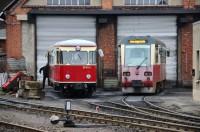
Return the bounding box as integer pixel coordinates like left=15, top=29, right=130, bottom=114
left=144, top=71, right=152, bottom=76
left=65, top=74, right=70, bottom=80
left=86, top=74, right=91, bottom=79
left=123, top=72, right=130, bottom=76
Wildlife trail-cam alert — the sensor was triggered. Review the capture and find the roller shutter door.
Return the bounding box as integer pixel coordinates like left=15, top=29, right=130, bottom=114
left=36, top=16, right=96, bottom=80
left=118, top=16, right=177, bottom=81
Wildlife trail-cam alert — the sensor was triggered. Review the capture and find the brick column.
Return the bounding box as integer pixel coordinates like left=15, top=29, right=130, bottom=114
left=102, top=0, right=113, bottom=10
left=180, top=21, right=193, bottom=87
left=6, top=0, right=30, bottom=59
left=6, top=15, right=22, bottom=59
left=97, top=16, right=117, bottom=77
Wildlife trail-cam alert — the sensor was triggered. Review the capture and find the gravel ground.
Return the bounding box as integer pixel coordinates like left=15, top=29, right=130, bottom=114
left=0, top=88, right=136, bottom=132
left=157, top=89, right=200, bottom=116
left=0, top=109, right=136, bottom=132
left=0, top=87, right=200, bottom=131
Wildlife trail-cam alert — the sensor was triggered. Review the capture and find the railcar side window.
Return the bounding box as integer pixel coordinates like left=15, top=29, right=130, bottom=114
left=49, top=53, right=53, bottom=64
left=155, top=45, right=159, bottom=63
left=89, top=51, right=96, bottom=64
left=62, top=51, right=70, bottom=64
left=49, top=50, right=57, bottom=64
left=160, top=47, right=166, bottom=63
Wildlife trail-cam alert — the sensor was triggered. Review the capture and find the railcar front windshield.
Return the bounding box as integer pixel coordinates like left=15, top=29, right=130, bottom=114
left=125, top=45, right=151, bottom=66
left=61, top=51, right=96, bottom=65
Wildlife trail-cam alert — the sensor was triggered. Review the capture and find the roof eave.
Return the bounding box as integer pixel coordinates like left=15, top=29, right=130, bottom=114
left=28, top=8, right=200, bottom=15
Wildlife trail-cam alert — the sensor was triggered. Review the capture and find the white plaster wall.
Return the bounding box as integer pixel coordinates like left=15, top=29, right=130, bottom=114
left=22, top=22, right=36, bottom=78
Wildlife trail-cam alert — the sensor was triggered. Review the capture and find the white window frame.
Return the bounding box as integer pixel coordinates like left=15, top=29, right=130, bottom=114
left=47, top=0, right=90, bottom=6
left=124, top=0, right=168, bottom=6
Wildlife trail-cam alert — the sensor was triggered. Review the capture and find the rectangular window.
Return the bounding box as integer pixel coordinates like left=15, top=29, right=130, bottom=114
left=48, top=0, right=90, bottom=5
left=66, top=0, right=71, bottom=5
left=60, top=0, right=65, bottom=5
left=70, top=51, right=88, bottom=65
left=125, top=0, right=130, bottom=5
left=138, top=0, right=143, bottom=5
left=157, top=0, right=168, bottom=5
left=85, top=0, right=90, bottom=5
left=144, top=0, right=149, bottom=5
left=47, top=0, right=53, bottom=5
left=124, top=0, right=168, bottom=5
left=79, top=0, right=85, bottom=5
left=131, top=0, right=137, bottom=5
left=61, top=51, right=88, bottom=65
left=53, top=0, right=59, bottom=5
left=49, top=50, right=57, bottom=65
left=89, top=51, right=96, bottom=64
left=72, top=0, right=78, bottom=5
left=125, top=45, right=151, bottom=66
left=150, top=0, right=155, bottom=5
left=155, top=45, right=159, bottom=63
left=61, top=51, right=70, bottom=64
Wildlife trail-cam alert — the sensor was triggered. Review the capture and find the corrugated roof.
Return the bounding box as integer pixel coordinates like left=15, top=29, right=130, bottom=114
left=0, top=0, right=16, bottom=12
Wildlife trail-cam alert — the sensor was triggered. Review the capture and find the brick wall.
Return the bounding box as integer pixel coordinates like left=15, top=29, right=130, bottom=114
left=6, top=0, right=30, bottom=59
left=183, top=0, right=196, bottom=8
left=102, top=0, right=113, bottom=9
left=6, top=15, right=22, bottom=59
left=180, top=22, right=193, bottom=86
left=97, top=16, right=117, bottom=77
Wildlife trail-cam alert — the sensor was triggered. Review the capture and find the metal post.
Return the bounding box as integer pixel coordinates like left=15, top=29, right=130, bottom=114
left=63, top=100, right=75, bottom=127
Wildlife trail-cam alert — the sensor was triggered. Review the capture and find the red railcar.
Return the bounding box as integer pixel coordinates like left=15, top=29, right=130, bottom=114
left=48, top=39, right=97, bottom=97
left=119, top=36, right=169, bottom=94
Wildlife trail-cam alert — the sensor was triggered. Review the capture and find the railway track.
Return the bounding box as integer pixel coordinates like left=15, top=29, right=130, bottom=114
left=90, top=101, right=200, bottom=126
left=0, top=121, right=46, bottom=132
left=121, top=96, right=200, bottom=123
left=143, top=96, right=200, bottom=121
left=0, top=97, right=199, bottom=132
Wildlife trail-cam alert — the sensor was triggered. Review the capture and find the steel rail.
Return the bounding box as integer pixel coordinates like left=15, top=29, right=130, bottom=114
left=0, top=121, right=46, bottom=132
left=0, top=97, right=200, bottom=131
left=107, top=100, right=197, bottom=122
left=88, top=102, right=200, bottom=127
left=143, top=96, right=200, bottom=122
left=120, top=96, right=200, bottom=123
left=0, top=102, right=182, bottom=132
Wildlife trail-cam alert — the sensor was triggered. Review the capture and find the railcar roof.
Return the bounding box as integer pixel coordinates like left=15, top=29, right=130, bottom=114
left=54, top=39, right=96, bottom=47
left=119, top=36, right=166, bottom=47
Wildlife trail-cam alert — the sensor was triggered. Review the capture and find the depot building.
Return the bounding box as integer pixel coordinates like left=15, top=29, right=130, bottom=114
left=1, top=0, right=200, bottom=88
